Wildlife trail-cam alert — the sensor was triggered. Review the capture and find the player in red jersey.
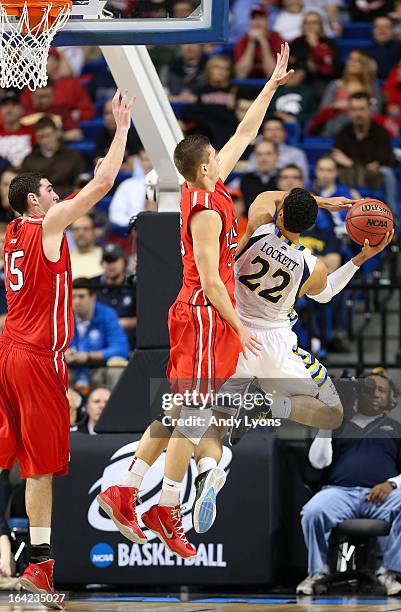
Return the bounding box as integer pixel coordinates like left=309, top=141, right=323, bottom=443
left=0, top=91, right=133, bottom=609
left=98, top=44, right=294, bottom=559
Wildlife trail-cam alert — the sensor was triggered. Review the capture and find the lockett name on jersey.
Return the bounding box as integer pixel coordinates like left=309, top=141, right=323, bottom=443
left=260, top=242, right=300, bottom=272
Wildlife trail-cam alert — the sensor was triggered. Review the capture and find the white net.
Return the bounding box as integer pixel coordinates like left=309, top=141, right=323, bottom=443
left=0, top=2, right=71, bottom=91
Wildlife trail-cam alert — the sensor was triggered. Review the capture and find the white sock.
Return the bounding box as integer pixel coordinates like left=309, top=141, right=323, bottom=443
left=30, top=527, right=51, bottom=545
left=159, top=477, right=181, bottom=507
left=197, top=457, right=217, bottom=475
left=119, top=456, right=150, bottom=489
left=270, top=396, right=292, bottom=419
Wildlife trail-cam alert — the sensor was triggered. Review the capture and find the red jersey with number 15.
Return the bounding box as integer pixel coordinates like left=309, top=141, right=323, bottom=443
left=2, top=215, right=74, bottom=352
left=176, top=178, right=238, bottom=307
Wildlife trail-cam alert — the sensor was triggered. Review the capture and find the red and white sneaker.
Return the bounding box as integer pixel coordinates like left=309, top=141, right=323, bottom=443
left=97, top=485, right=147, bottom=544
left=19, top=559, right=65, bottom=610
left=142, top=504, right=197, bottom=559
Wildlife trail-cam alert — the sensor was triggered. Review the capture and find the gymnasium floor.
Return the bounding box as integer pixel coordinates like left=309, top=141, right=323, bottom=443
left=2, top=593, right=401, bottom=611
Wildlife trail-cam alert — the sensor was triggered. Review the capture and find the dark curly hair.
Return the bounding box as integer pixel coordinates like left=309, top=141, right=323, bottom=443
left=283, top=188, right=318, bottom=233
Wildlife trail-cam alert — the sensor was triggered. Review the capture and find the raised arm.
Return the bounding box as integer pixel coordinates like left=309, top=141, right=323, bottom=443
left=43, top=90, right=134, bottom=236
left=219, top=43, right=294, bottom=182
left=301, top=232, right=394, bottom=301
left=236, top=190, right=286, bottom=256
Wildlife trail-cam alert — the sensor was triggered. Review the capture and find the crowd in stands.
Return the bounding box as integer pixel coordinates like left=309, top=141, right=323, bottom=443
left=0, top=0, right=400, bottom=400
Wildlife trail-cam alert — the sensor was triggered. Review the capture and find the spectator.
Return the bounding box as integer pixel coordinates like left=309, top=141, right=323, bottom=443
left=167, top=44, right=207, bottom=100
left=94, top=98, right=142, bottom=173
left=380, top=59, right=401, bottom=137
left=303, top=0, right=342, bottom=37
left=240, top=140, right=278, bottom=213
left=172, top=0, right=195, bottom=17
left=78, top=386, right=111, bottom=435
left=234, top=6, right=284, bottom=79
left=349, top=0, right=395, bottom=22
left=93, top=244, right=137, bottom=348
left=273, top=0, right=304, bottom=42
left=276, top=164, right=304, bottom=191
left=109, top=149, right=153, bottom=232
left=21, top=80, right=83, bottom=141
left=229, top=188, right=248, bottom=239
left=249, top=117, right=309, bottom=181
left=0, top=168, right=18, bottom=223
left=297, top=370, right=401, bottom=596
left=184, top=55, right=236, bottom=149
left=310, top=50, right=381, bottom=136
left=0, top=91, right=34, bottom=167
left=332, top=92, right=397, bottom=214
left=229, top=0, right=281, bottom=43
left=269, top=59, right=318, bottom=126
left=312, top=155, right=358, bottom=204
left=291, top=12, right=340, bottom=91
left=367, top=16, right=401, bottom=80
left=21, top=49, right=95, bottom=122
left=19, top=117, right=86, bottom=200
left=68, top=386, right=85, bottom=430
left=66, top=278, right=129, bottom=391
left=70, top=214, right=104, bottom=280
left=233, top=91, right=256, bottom=169
left=0, top=222, right=6, bottom=333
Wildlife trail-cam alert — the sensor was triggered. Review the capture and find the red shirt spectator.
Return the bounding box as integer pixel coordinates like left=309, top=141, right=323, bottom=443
left=234, top=6, right=284, bottom=79
left=21, top=49, right=95, bottom=122
left=21, top=80, right=83, bottom=140
left=0, top=90, right=34, bottom=167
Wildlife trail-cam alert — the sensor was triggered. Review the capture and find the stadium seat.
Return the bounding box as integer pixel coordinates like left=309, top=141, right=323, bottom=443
left=80, top=118, right=104, bottom=139
left=302, top=137, right=333, bottom=164
left=337, top=39, right=373, bottom=62
left=342, top=22, right=373, bottom=41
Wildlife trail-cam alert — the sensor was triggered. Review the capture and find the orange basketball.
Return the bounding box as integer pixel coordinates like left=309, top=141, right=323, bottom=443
left=345, top=198, right=393, bottom=246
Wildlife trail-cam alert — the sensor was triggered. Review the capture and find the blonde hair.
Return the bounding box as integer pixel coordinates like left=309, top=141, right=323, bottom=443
left=343, top=50, right=376, bottom=94
left=302, top=11, right=324, bottom=38
left=205, top=55, right=232, bottom=84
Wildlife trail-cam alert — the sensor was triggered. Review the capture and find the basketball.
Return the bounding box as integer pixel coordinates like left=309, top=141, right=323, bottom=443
left=346, top=198, right=394, bottom=246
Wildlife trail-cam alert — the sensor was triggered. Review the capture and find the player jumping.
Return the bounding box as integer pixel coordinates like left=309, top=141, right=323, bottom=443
left=97, top=44, right=355, bottom=557
left=0, top=91, right=133, bottom=609
left=222, top=189, right=393, bottom=448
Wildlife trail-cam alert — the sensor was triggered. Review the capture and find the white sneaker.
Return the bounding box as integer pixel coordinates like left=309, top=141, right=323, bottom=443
left=378, top=571, right=401, bottom=595
left=296, top=572, right=328, bottom=595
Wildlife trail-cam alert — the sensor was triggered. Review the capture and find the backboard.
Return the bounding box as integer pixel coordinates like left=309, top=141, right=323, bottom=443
left=55, top=0, right=228, bottom=46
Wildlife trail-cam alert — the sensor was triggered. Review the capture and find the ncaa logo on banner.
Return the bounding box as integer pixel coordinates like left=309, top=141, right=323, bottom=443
left=87, top=441, right=232, bottom=540
left=90, top=543, right=114, bottom=568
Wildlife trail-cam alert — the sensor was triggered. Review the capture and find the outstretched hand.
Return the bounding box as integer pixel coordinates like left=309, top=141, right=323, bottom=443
left=268, top=42, right=294, bottom=88
left=319, top=197, right=355, bottom=211
left=112, top=89, right=136, bottom=132
left=353, top=230, right=394, bottom=265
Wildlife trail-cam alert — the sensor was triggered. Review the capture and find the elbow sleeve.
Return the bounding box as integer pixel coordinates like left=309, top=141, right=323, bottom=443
left=307, top=259, right=360, bottom=304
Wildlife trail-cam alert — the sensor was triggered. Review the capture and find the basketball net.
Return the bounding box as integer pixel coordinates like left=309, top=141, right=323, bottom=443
left=0, top=2, right=71, bottom=91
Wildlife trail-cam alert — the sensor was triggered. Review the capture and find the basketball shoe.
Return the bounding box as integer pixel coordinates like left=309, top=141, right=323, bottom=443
left=192, top=467, right=226, bottom=533
left=229, top=378, right=272, bottom=446
left=97, top=485, right=147, bottom=544
left=142, top=504, right=196, bottom=559
left=19, top=560, right=64, bottom=610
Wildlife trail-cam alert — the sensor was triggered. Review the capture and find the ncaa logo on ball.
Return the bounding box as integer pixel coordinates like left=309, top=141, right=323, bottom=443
left=90, top=543, right=114, bottom=568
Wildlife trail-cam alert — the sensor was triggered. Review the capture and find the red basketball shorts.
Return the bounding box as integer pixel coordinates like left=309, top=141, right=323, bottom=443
left=0, top=338, right=70, bottom=479
left=167, top=301, right=242, bottom=396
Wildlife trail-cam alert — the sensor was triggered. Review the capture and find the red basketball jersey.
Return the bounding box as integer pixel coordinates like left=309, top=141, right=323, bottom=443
left=2, top=216, right=74, bottom=352
left=176, top=178, right=238, bottom=306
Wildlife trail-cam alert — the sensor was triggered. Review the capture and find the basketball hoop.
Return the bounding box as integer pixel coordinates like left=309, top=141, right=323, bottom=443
left=0, top=1, right=72, bottom=91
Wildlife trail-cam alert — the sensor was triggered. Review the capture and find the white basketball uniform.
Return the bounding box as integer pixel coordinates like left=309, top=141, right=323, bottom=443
left=229, top=223, right=339, bottom=403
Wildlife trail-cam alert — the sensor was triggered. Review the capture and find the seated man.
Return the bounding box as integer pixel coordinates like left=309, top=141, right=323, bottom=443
left=297, top=369, right=401, bottom=596
left=66, top=277, right=129, bottom=393
left=77, top=386, right=111, bottom=435
left=249, top=117, right=309, bottom=182
left=332, top=92, right=397, bottom=215
left=70, top=214, right=103, bottom=280
left=93, top=244, right=137, bottom=348
left=240, top=140, right=278, bottom=212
